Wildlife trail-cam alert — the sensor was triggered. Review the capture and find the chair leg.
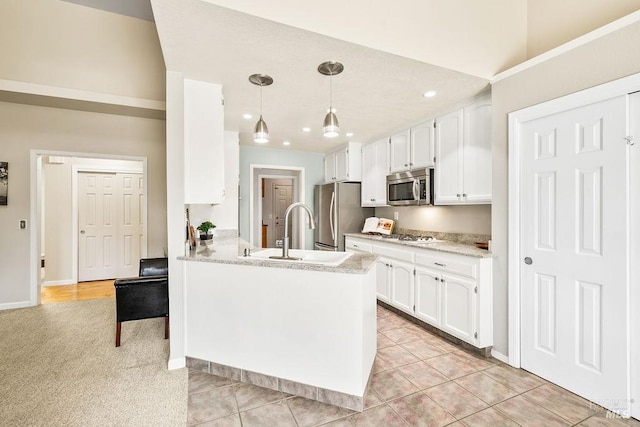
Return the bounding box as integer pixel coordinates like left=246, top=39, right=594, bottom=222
left=116, top=322, right=121, bottom=347
left=164, top=316, right=170, bottom=339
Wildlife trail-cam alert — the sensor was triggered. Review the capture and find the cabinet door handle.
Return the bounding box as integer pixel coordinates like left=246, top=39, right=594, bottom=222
left=462, top=193, right=467, bottom=198
left=434, top=262, right=446, bottom=267
left=456, top=194, right=461, bottom=198
left=435, top=277, right=440, bottom=281
left=441, top=278, right=445, bottom=283
left=353, top=244, right=359, bottom=248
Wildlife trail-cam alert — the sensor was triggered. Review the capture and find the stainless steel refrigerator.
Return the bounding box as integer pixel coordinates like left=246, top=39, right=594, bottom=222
left=314, top=182, right=374, bottom=251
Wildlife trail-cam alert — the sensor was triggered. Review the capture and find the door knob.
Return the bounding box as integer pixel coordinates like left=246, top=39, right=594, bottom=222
left=524, top=257, right=533, bottom=265
left=80, top=230, right=85, bottom=234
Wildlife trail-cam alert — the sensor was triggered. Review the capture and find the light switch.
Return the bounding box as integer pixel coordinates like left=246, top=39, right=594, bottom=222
left=19, top=220, right=27, bottom=229
left=393, top=211, right=399, bottom=221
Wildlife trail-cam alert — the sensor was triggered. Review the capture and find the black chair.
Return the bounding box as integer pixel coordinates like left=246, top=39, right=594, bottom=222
left=113, top=258, right=169, bottom=347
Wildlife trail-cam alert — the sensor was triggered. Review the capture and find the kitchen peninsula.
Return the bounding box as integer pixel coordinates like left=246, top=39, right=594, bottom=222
left=179, top=235, right=378, bottom=411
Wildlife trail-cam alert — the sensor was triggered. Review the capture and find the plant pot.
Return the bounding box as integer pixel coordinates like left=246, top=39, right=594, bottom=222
left=199, top=234, right=213, bottom=241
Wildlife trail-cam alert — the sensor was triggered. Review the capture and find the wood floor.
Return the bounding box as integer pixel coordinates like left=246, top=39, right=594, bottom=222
left=41, top=280, right=115, bottom=304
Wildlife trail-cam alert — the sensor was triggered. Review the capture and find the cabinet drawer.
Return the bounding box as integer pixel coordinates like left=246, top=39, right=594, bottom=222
left=415, top=252, right=477, bottom=279
left=345, top=239, right=372, bottom=253
left=371, top=244, right=415, bottom=263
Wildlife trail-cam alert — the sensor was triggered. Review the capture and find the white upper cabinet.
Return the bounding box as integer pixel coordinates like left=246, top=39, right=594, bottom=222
left=434, top=95, right=491, bottom=205
left=389, top=121, right=435, bottom=173
left=389, top=129, right=411, bottom=172
left=462, top=98, right=492, bottom=203
left=324, top=142, right=362, bottom=183
left=410, top=119, right=435, bottom=169
left=434, top=108, right=464, bottom=204
left=184, top=79, right=225, bottom=204
left=361, top=138, right=389, bottom=207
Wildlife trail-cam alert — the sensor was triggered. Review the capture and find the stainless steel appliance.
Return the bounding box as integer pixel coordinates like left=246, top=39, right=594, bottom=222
left=314, top=182, right=374, bottom=251
left=386, top=168, right=434, bottom=206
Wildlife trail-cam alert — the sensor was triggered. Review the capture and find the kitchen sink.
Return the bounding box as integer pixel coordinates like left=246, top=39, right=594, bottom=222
left=238, top=248, right=353, bottom=266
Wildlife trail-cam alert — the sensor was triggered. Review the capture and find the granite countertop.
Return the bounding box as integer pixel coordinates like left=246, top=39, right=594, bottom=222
left=179, top=235, right=377, bottom=274
left=344, top=233, right=495, bottom=258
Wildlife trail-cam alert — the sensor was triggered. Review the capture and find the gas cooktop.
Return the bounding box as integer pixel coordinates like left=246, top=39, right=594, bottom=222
left=381, top=234, right=444, bottom=244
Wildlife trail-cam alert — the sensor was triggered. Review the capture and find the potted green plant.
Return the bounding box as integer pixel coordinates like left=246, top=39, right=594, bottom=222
left=197, top=221, right=216, bottom=240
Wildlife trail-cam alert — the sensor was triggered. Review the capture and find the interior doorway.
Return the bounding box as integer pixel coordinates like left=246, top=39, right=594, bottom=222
left=249, top=165, right=304, bottom=249
left=261, top=178, right=293, bottom=248
left=32, top=151, right=147, bottom=305
left=508, top=74, right=640, bottom=419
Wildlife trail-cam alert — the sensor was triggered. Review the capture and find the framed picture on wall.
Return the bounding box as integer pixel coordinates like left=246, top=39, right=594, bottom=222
left=0, top=162, right=7, bottom=206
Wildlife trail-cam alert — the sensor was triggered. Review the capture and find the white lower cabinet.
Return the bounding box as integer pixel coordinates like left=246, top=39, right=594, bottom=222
left=389, top=260, right=414, bottom=315
left=414, top=266, right=441, bottom=326
left=345, top=235, right=493, bottom=348
left=375, top=257, right=391, bottom=303
left=440, top=273, right=476, bottom=343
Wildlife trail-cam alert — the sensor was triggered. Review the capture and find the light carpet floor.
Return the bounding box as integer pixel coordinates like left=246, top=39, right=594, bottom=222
left=0, top=299, right=188, bottom=426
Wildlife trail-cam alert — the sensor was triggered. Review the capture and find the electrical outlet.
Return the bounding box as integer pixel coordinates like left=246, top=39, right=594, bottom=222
left=393, top=211, right=399, bottom=221
left=19, top=220, right=27, bottom=229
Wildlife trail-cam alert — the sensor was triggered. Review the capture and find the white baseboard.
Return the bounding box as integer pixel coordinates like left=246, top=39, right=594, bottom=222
left=168, top=357, right=186, bottom=370
left=0, top=300, right=32, bottom=311
left=43, top=279, right=75, bottom=286
left=491, top=349, right=509, bottom=364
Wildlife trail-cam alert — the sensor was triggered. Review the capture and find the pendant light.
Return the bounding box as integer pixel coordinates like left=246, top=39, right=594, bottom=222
left=318, top=61, right=344, bottom=138
left=249, top=74, right=273, bottom=143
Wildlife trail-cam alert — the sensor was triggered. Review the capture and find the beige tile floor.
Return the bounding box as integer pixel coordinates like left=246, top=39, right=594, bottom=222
left=187, top=305, right=640, bottom=426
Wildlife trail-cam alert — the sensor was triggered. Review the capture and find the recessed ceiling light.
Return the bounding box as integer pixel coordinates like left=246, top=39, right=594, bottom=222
left=283, top=141, right=290, bottom=146
left=242, top=113, right=253, bottom=119
left=423, top=90, right=437, bottom=98
left=302, top=127, right=311, bottom=133
left=346, top=132, right=354, bottom=137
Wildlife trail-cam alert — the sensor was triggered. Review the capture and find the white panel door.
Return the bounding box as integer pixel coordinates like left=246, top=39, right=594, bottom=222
left=78, top=173, right=118, bottom=281
left=117, top=173, right=144, bottom=278
left=273, top=184, right=292, bottom=246
left=520, top=95, right=629, bottom=414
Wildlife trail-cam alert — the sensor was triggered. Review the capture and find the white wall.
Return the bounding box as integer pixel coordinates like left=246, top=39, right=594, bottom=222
left=42, top=157, right=144, bottom=284
left=239, top=146, right=324, bottom=249
left=375, top=205, right=491, bottom=235
left=0, top=0, right=165, bottom=101
left=527, top=0, right=640, bottom=58
left=0, top=102, right=166, bottom=308
left=490, top=21, right=640, bottom=357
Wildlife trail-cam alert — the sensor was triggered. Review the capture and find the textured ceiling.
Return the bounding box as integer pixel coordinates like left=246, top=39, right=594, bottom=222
left=151, top=0, right=490, bottom=153
left=60, top=0, right=491, bottom=154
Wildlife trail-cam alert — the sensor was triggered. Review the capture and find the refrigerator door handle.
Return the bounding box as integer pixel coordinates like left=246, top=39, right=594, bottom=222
left=329, top=191, right=336, bottom=241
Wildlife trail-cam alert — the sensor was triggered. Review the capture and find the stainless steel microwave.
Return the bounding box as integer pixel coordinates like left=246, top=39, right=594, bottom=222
left=386, top=168, right=434, bottom=206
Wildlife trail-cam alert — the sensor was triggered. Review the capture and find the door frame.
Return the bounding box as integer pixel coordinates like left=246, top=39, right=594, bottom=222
left=29, top=149, right=147, bottom=306
left=73, top=164, right=145, bottom=284
left=508, top=73, right=640, bottom=417
left=249, top=164, right=304, bottom=249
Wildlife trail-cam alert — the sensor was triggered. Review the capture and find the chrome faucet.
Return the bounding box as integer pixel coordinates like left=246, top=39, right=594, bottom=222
left=270, top=202, right=316, bottom=260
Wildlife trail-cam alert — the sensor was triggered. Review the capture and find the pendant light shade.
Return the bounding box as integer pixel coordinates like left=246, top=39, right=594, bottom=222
left=254, top=115, right=269, bottom=143
left=249, top=74, right=273, bottom=144
left=318, top=61, right=344, bottom=138
left=322, top=111, right=339, bottom=138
